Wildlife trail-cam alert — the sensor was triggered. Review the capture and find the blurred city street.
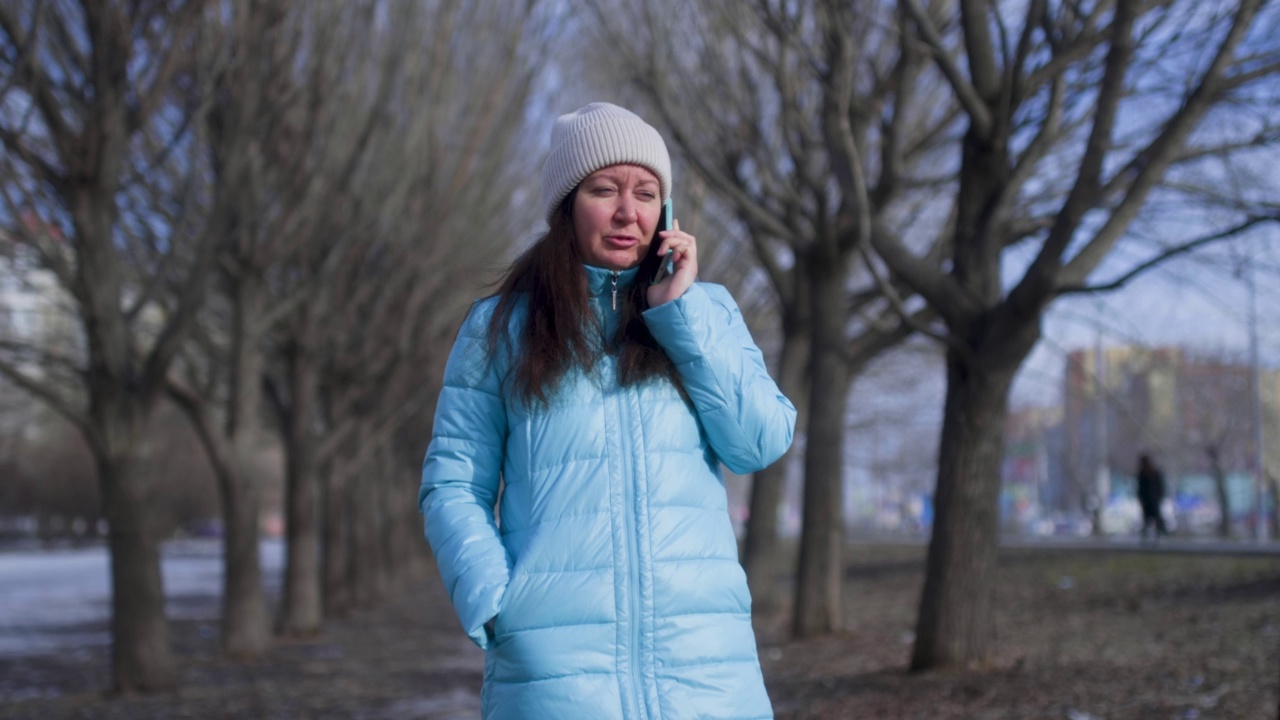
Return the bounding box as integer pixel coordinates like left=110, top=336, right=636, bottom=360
left=0, top=540, right=283, bottom=659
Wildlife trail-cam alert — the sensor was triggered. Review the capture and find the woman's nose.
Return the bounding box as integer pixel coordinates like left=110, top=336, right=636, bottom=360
left=614, top=197, right=637, bottom=223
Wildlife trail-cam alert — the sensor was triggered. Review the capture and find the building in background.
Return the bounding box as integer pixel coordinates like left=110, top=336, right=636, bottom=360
left=0, top=213, right=82, bottom=443
left=1003, top=345, right=1279, bottom=536
left=1002, top=406, right=1070, bottom=534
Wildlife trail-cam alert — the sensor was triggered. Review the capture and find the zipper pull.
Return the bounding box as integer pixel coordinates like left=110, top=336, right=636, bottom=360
left=611, top=272, right=619, bottom=311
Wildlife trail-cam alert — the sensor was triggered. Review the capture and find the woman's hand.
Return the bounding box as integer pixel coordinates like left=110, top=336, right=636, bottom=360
left=646, top=218, right=698, bottom=308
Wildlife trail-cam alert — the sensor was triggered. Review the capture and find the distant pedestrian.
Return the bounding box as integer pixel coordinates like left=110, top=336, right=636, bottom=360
left=1137, top=454, right=1168, bottom=539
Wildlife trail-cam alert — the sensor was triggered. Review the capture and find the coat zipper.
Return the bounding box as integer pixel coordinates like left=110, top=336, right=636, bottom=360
left=602, top=271, right=644, bottom=717
left=616, top=385, right=647, bottom=719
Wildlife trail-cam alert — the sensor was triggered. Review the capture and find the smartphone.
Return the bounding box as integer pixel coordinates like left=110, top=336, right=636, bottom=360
left=648, top=199, right=675, bottom=286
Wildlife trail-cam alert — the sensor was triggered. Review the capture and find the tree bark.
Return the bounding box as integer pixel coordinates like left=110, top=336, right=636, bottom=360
left=349, top=455, right=385, bottom=608
left=744, top=312, right=809, bottom=612
left=219, top=460, right=268, bottom=655
left=167, top=381, right=270, bottom=659
left=1207, top=447, right=1231, bottom=538
left=793, top=258, right=852, bottom=638
left=322, top=461, right=352, bottom=617
left=97, top=411, right=176, bottom=692
left=278, top=324, right=323, bottom=637
left=910, top=345, right=1024, bottom=670
left=373, top=447, right=396, bottom=598
left=73, top=100, right=178, bottom=689
left=220, top=278, right=270, bottom=656
left=386, top=446, right=424, bottom=593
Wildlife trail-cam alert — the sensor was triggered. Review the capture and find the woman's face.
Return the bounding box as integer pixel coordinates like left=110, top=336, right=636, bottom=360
left=572, top=164, right=661, bottom=272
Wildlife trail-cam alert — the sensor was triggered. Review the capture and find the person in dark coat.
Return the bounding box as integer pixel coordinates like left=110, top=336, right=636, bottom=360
left=1136, top=454, right=1168, bottom=538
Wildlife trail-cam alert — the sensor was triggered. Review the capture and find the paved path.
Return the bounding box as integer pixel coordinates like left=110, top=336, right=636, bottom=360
left=998, top=534, right=1280, bottom=556
left=849, top=533, right=1280, bottom=557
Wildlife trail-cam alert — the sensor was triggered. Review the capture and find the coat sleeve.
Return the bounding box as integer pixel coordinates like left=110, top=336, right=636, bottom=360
left=642, top=283, right=796, bottom=474
left=418, top=301, right=510, bottom=650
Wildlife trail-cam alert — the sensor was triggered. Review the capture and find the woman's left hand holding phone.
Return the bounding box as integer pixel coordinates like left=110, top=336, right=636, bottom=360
left=646, top=217, right=698, bottom=308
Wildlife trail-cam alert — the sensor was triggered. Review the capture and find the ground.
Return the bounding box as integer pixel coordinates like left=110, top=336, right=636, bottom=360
left=1, top=543, right=1277, bottom=719
left=760, top=544, right=1280, bottom=719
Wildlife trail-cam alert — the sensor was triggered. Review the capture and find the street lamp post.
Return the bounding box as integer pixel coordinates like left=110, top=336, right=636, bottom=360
left=1093, top=309, right=1109, bottom=536
left=1247, top=261, right=1268, bottom=542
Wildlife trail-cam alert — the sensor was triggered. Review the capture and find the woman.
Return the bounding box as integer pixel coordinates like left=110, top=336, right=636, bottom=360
left=419, top=102, right=795, bottom=720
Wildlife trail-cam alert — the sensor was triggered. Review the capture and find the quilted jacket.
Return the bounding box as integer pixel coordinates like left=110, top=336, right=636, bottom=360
left=419, top=265, right=796, bottom=719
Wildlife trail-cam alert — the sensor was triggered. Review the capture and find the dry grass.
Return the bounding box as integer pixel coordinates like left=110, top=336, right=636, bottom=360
left=1, top=544, right=1277, bottom=719
left=761, top=544, right=1280, bottom=720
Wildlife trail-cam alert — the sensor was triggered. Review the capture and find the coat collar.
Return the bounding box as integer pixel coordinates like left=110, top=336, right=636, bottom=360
left=584, top=264, right=640, bottom=296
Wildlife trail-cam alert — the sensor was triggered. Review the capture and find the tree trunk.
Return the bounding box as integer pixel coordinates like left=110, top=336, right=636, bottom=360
left=98, top=427, right=176, bottom=692
left=385, top=448, right=423, bottom=593
left=744, top=318, right=809, bottom=612
left=171, top=393, right=270, bottom=659
left=1207, top=447, right=1231, bottom=538
left=220, top=462, right=268, bottom=655
left=77, top=171, right=177, bottom=690
left=792, top=261, right=850, bottom=638
left=323, top=462, right=352, bottom=617
left=380, top=450, right=407, bottom=594
left=910, top=349, right=1021, bottom=670
left=170, top=278, right=273, bottom=658
left=349, top=456, right=385, bottom=608
left=373, top=443, right=397, bottom=598
left=374, top=449, right=396, bottom=598
left=278, top=336, right=323, bottom=637
left=220, top=281, right=270, bottom=656
left=1269, top=473, right=1278, bottom=541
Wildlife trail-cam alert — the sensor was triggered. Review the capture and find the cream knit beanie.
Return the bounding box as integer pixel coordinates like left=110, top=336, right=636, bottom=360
left=540, top=103, right=672, bottom=223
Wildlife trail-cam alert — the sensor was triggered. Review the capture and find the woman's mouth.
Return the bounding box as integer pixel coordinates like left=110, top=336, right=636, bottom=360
left=603, top=235, right=639, bottom=249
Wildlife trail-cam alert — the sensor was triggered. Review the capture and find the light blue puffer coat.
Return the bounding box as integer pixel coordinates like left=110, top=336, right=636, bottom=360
left=419, top=265, right=796, bottom=719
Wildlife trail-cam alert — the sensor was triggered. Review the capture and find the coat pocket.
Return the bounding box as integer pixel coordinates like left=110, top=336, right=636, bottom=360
left=492, top=567, right=527, bottom=645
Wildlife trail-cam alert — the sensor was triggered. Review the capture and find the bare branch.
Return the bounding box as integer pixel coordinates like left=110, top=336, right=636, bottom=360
left=869, top=220, right=977, bottom=328
left=858, top=244, right=970, bottom=363
left=822, top=4, right=872, bottom=254
left=1057, top=214, right=1280, bottom=296
left=1059, top=0, right=1265, bottom=286
left=0, top=3, right=75, bottom=160
left=901, top=0, right=993, bottom=136
left=1007, top=0, right=1140, bottom=311
left=0, top=354, right=91, bottom=445
left=1005, top=0, right=1046, bottom=109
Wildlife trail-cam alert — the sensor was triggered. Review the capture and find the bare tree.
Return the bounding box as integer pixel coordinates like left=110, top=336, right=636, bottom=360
left=240, top=0, right=553, bottom=635
left=1177, top=357, right=1254, bottom=537
left=0, top=1, right=225, bottom=691
left=244, top=0, right=432, bottom=638
left=879, top=0, right=1280, bottom=669
left=577, top=0, right=953, bottom=635
left=322, top=0, right=552, bottom=618
left=160, top=0, right=319, bottom=659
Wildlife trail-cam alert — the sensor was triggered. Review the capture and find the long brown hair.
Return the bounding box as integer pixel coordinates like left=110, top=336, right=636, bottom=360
left=486, top=191, right=684, bottom=407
